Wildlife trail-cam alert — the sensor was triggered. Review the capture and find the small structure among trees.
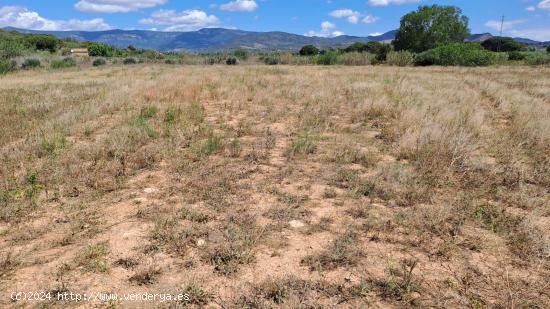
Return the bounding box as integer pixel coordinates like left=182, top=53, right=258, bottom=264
left=70, top=48, right=89, bottom=56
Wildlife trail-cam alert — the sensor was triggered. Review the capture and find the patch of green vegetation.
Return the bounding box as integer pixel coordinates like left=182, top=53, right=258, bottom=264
left=198, top=135, right=222, bottom=158
left=76, top=242, right=109, bottom=273
left=50, top=57, right=76, bottom=69
left=291, top=132, right=317, bottom=155
left=39, top=134, right=66, bottom=156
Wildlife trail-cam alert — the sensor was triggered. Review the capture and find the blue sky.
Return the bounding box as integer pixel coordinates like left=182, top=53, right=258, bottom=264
left=1, top=0, right=549, bottom=40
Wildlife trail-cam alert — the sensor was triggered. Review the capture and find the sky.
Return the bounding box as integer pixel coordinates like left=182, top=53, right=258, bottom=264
left=0, top=0, right=549, bottom=41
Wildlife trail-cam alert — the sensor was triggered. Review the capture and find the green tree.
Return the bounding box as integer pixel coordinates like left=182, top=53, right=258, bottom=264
left=299, top=45, right=319, bottom=56
left=24, top=34, right=59, bottom=52
left=344, top=42, right=368, bottom=53
left=481, top=37, right=527, bottom=52
left=547, top=45, right=550, bottom=53
left=393, top=5, right=470, bottom=53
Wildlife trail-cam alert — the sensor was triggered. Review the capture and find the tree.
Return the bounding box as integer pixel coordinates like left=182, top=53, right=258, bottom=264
left=299, top=45, right=319, bottom=56
left=24, top=34, right=59, bottom=52
left=393, top=5, right=470, bottom=53
left=344, top=42, right=367, bottom=53
left=547, top=45, right=550, bottom=53
left=481, top=37, right=527, bottom=52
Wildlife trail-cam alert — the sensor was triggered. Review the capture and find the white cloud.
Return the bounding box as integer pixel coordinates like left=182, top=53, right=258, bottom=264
left=368, top=0, right=420, bottom=6
left=75, top=0, right=167, bottom=13
left=362, top=15, right=379, bottom=24
left=329, top=9, right=360, bottom=24
left=321, top=21, right=336, bottom=31
left=219, top=0, right=258, bottom=12
left=139, top=9, right=220, bottom=31
left=305, top=21, right=344, bottom=37
left=485, top=19, right=527, bottom=32
left=538, top=0, right=550, bottom=11
left=329, top=9, right=379, bottom=24
left=526, top=6, right=536, bottom=12
left=0, top=6, right=111, bottom=30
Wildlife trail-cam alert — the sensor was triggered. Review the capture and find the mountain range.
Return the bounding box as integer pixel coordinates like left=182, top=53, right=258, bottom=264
left=2, top=27, right=548, bottom=52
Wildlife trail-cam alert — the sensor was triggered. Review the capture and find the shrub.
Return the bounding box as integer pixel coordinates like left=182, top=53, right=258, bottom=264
left=24, top=34, right=59, bottom=52
left=344, top=41, right=391, bottom=62
left=21, top=58, right=41, bottom=69
left=206, top=54, right=224, bottom=65
left=507, top=51, right=526, bottom=61
left=337, top=52, right=374, bottom=66
left=316, top=51, right=339, bottom=65
left=123, top=58, right=137, bottom=65
left=263, top=55, right=280, bottom=65
left=299, top=45, right=319, bottom=56
left=226, top=57, right=237, bottom=65
left=481, top=37, right=527, bottom=52
left=88, top=42, right=115, bottom=57
left=92, top=58, right=107, bottom=66
left=0, top=40, right=25, bottom=59
left=386, top=51, right=414, bottom=66
left=164, top=59, right=176, bottom=65
left=50, top=57, right=76, bottom=69
left=494, top=52, right=509, bottom=65
left=547, top=45, right=550, bottom=53
left=0, top=60, right=17, bottom=75
left=524, top=53, right=550, bottom=65
left=233, top=49, right=249, bottom=60
left=415, top=43, right=496, bottom=66
left=344, top=42, right=368, bottom=53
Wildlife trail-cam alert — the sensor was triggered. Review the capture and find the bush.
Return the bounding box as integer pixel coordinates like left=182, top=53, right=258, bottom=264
left=24, top=34, right=59, bottom=52
left=93, top=58, right=107, bottom=66
left=386, top=51, right=415, bottom=66
left=507, top=51, right=526, bottom=61
left=316, top=51, right=339, bottom=65
left=263, top=54, right=280, bottom=65
left=164, top=59, right=176, bottom=65
left=415, top=43, right=496, bottom=66
left=525, top=53, right=550, bottom=65
left=0, top=40, right=25, bottom=59
left=299, top=45, right=319, bottom=56
left=50, top=57, right=76, bottom=69
left=21, top=58, right=41, bottom=69
left=343, top=41, right=391, bottom=62
left=233, top=49, right=249, bottom=60
left=205, top=54, right=224, bottom=65
left=88, top=42, right=115, bottom=57
left=123, top=58, right=137, bottom=65
left=0, top=60, right=17, bottom=75
left=481, top=37, right=527, bottom=52
left=337, top=52, right=374, bottom=66
left=547, top=45, right=550, bottom=53
left=226, top=57, right=237, bottom=65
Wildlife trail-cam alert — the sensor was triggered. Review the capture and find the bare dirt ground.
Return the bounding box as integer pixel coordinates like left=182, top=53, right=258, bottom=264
left=0, top=65, right=549, bottom=308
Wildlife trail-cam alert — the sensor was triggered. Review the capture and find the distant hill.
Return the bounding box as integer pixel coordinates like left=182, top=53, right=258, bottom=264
left=2, top=27, right=396, bottom=52
left=2, top=27, right=547, bottom=52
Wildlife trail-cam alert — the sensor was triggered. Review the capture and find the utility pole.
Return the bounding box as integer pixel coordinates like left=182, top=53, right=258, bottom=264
left=499, top=15, right=505, bottom=37
left=497, top=15, right=505, bottom=52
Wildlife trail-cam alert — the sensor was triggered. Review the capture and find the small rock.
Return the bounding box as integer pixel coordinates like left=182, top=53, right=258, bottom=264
left=196, top=239, right=206, bottom=247
left=143, top=188, right=158, bottom=194
left=289, top=220, right=305, bottom=228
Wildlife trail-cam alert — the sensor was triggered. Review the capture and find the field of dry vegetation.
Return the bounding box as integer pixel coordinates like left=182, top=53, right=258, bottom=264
left=0, top=64, right=549, bottom=308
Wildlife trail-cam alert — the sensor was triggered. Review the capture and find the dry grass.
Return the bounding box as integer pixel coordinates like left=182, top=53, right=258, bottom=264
left=0, top=65, right=549, bottom=308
